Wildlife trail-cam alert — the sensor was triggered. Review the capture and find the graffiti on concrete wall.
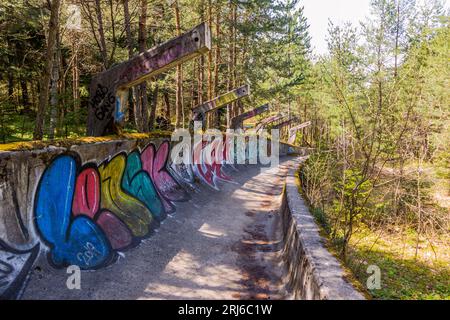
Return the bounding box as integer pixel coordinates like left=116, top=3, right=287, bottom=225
left=33, top=141, right=190, bottom=270
left=191, top=139, right=232, bottom=190
left=0, top=138, right=238, bottom=299
left=140, top=141, right=190, bottom=213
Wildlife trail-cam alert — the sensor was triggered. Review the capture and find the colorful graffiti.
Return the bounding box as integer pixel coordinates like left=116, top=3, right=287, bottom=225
left=191, top=139, right=232, bottom=190
left=33, top=141, right=190, bottom=270
left=32, top=139, right=235, bottom=271
left=0, top=138, right=240, bottom=299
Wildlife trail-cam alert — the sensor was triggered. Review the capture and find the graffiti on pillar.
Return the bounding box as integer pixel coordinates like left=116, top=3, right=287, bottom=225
left=91, top=84, right=116, bottom=121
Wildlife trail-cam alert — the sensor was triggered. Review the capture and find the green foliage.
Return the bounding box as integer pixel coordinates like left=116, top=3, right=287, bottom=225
left=332, top=169, right=371, bottom=223
left=347, top=231, right=450, bottom=300
left=311, top=207, right=332, bottom=235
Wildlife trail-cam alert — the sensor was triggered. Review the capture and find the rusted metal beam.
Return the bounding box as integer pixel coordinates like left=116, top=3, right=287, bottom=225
left=288, top=121, right=312, bottom=144
left=87, top=22, right=211, bottom=136
left=230, top=103, right=270, bottom=130
left=192, top=85, right=250, bottom=122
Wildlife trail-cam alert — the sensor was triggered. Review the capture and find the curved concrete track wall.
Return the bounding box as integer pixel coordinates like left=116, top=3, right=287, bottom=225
left=281, top=163, right=364, bottom=300
left=0, top=137, right=180, bottom=299
left=0, top=136, right=360, bottom=300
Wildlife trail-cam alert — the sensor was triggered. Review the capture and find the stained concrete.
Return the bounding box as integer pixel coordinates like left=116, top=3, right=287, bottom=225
left=21, top=158, right=296, bottom=300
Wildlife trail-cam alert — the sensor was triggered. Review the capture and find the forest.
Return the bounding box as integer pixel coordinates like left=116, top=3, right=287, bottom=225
left=0, top=0, right=448, bottom=299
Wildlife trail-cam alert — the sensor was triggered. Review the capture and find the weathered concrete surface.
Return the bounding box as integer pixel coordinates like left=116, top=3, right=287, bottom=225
left=0, top=137, right=169, bottom=249
left=288, top=121, right=312, bottom=144
left=255, top=115, right=286, bottom=133
left=281, top=161, right=365, bottom=300
left=21, top=159, right=295, bottom=300
left=87, top=22, right=211, bottom=136
left=272, top=117, right=298, bottom=130
left=230, top=104, right=270, bottom=130
left=193, top=85, right=250, bottom=117
left=192, top=85, right=250, bottom=123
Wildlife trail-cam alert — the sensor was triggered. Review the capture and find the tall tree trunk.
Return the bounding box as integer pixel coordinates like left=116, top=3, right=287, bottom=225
left=6, top=39, right=14, bottom=103
left=394, top=0, right=401, bottom=78
left=71, top=34, right=80, bottom=128
left=206, top=0, right=214, bottom=128
left=232, top=3, right=237, bottom=117
left=20, top=77, right=30, bottom=112
left=34, top=0, right=61, bottom=140
left=7, top=73, right=14, bottom=102
left=136, top=0, right=149, bottom=132
left=198, top=56, right=204, bottom=105
left=173, top=1, right=183, bottom=128
left=197, top=0, right=205, bottom=108
left=226, top=1, right=236, bottom=128
left=48, top=34, right=61, bottom=140
left=190, top=59, right=197, bottom=118
left=163, top=89, right=171, bottom=120
left=94, top=0, right=108, bottom=70
left=213, top=6, right=221, bottom=128
left=207, top=0, right=213, bottom=100
left=213, top=8, right=221, bottom=95
left=57, top=38, right=66, bottom=137
left=123, top=0, right=135, bottom=124
left=148, top=84, right=159, bottom=130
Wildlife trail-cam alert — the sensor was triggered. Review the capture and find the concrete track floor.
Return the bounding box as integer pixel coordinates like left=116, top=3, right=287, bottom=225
left=22, top=158, right=296, bottom=300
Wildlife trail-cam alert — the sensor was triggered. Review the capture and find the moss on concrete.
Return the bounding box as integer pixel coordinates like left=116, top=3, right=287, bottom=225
left=0, top=131, right=173, bottom=152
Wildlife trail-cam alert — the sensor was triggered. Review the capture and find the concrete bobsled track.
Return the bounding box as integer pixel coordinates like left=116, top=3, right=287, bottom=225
left=0, top=135, right=363, bottom=300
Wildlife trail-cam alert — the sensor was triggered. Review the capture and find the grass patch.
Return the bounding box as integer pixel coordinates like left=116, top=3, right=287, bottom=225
left=347, top=228, right=450, bottom=300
